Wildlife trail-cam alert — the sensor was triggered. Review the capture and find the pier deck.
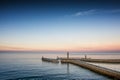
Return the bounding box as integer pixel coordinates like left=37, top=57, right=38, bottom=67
left=61, top=59, right=120, bottom=79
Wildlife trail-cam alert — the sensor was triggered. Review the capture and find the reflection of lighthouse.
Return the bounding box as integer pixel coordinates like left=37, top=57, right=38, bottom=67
left=67, top=52, right=69, bottom=59
left=66, top=52, right=70, bottom=74
left=67, top=63, right=69, bottom=74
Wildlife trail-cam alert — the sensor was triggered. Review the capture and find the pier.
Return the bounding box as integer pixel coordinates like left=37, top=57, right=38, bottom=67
left=80, top=58, right=120, bottom=63
left=41, top=57, right=59, bottom=63
left=59, top=58, right=120, bottom=63
left=42, top=57, right=120, bottom=79
left=42, top=52, right=120, bottom=79
left=61, top=59, right=120, bottom=79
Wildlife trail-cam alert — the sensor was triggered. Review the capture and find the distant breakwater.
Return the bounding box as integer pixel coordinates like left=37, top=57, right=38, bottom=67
left=59, top=57, right=120, bottom=63
left=42, top=57, right=59, bottom=63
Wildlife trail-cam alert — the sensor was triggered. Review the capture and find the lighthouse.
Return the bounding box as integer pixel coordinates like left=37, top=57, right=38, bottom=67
left=67, top=52, right=69, bottom=59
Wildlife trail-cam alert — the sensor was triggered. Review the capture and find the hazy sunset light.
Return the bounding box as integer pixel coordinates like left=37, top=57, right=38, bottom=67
left=1, top=1, right=120, bottom=80
left=0, top=0, right=120, bottom=52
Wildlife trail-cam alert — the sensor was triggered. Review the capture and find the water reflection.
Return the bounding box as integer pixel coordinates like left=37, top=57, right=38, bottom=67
left=67, top=63, right=70, bottom=75
left=0, top=52, right=117, bottom=80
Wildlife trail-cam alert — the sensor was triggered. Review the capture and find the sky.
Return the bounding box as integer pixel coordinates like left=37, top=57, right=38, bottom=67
left=0, top=0, right=120, bottom=52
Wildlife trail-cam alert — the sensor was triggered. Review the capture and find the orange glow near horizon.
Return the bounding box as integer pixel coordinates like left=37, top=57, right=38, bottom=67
left=0, top=43, right=120, bottom=52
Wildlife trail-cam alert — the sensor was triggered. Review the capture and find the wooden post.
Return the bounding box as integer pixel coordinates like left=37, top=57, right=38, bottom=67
left=67, top=52, right=69, bottom=59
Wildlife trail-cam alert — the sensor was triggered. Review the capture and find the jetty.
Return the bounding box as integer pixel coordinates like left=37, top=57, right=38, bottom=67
left=42, top=52, right=120, bottom=79
left=41, top=57, right=59, bottom=63
left=59, top=58, right=120, bottom=63
left=80, top=58, right=120, bottom=63
left=61, top=59, right=120, bottom=79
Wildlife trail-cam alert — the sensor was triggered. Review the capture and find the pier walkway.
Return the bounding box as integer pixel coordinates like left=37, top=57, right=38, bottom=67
left=61, top=59, right=120, bottom=79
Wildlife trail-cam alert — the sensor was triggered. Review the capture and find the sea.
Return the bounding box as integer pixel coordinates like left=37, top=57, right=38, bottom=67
left=0, top=52, right=120, bottom=80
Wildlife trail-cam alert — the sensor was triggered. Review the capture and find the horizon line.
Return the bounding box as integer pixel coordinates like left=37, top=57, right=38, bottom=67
left=0, top=50, right=120, bottom=53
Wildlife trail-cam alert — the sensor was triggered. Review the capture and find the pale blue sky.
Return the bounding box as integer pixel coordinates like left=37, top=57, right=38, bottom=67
left=0, top=0, right=120, bottom=52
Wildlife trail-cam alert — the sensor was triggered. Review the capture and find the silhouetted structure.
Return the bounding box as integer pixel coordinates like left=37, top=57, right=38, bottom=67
left=85, top=54, right=87, bottom=59
left=67, top=52, right=69, bottom=59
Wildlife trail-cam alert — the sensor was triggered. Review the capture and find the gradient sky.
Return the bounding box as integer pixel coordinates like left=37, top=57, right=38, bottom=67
left=0, top=0, right=120, bottom=52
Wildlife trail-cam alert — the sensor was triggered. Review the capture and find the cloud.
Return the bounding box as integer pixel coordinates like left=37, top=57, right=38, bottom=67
left=104, top=9, right=120, bottom=13
left=0, top=45, right=26, bottom=50
left=72, top=9, right=120, bottom=17
left=73, top=9, right=96, bottom=16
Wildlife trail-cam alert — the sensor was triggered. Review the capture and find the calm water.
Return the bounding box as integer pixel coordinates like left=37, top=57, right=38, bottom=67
left=0, top=52, right=120, bottom=80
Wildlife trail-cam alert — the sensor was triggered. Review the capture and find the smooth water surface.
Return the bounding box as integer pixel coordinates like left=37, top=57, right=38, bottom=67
left=0, top=52, right=119, bottom=80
